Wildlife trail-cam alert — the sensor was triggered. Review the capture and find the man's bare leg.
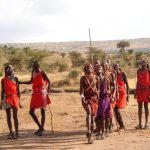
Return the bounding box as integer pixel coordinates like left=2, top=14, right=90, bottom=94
left=144, top=102, right=149, bottom=129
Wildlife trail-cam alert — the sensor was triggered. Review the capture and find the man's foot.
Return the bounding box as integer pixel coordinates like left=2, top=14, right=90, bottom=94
left=143, top=125, right=149, bottom=130
left=109, top=129, right=113, bottom=133
left=135, top=124, right=142, bottom=130
left=7, top=133, right=14, bottom=140
left=100, top=134, right=105, bottom=140
left=37, top=129, right=44, bottom=136
left=34, top=128, right=44, bottom=135
left=15, top=133, right=19, bottom=139
left=96, top=135, right=100, bottom=140
left=104, top=131, right=109, bottom=137
left=86, top=131, right=93, bottom=144
left=88, top=138, right=94, bottom=144
left=37, top=131, right=43, bottom=136
left=34, top=129, right=41, bottom=135
left=119, top=126, right=125, bottom=131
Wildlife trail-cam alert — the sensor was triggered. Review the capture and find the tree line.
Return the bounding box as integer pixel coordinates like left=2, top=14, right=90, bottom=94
left=0, top=40, right=150, bottom=82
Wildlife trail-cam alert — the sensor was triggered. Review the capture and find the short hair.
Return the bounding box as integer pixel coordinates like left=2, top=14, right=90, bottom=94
left=32, top=60, right=40, bottom=68
left=4, top=65, right=13, bottom=76
left=83, top=63, right=93, bottom=72
left=141, top=57, right=149, bottom=69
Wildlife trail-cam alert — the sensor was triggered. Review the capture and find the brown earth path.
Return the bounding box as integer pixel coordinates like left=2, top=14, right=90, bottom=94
left=0, top=88, right=150, bottom=150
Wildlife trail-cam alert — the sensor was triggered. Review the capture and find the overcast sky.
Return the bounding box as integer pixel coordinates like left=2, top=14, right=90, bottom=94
left=0, top=0, right=150, bottom=43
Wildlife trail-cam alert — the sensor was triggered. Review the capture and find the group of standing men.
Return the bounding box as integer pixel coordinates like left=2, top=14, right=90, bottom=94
left=80, top=58, right=150, bottom=144
left=0, top=61, right=51, bottom=139
left=0, top=57, right=149, bottom=144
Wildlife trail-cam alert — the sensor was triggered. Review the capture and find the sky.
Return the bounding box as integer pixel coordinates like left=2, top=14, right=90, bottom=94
left=0, top=0, right=150, bottom=43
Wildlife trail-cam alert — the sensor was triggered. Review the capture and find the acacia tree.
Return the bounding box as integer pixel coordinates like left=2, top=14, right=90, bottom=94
left=117, top=40, right=130, bottom=51
left=60, top=52, right=66, bottom=58
left=87, top=47, right=105, bottom=63
left=117, top=40, right=130, bottom=62
left=7, top=54, right=25, bottom=71
left=68, top=51, right=85, bottom=67
left=26, top=49, right=49, bottom=70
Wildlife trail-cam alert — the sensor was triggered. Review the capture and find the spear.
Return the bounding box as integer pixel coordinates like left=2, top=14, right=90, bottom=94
left=48, top=104, right=54, bottom=134
left=89, top=28, right=93, bottom=63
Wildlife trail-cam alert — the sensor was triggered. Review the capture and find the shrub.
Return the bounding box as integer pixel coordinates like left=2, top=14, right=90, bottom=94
left=58, top=63, right=69, bottom=72
left=41, top=63, right=58, bottom=73
left=51, top=79, right=71, bottom=88
left=68, top=69, right=80, bottom=82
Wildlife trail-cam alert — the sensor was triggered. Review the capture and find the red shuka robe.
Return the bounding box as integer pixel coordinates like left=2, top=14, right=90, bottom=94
left=136, top=69, right=150, bottom=103
left=82, top=75, right=98, bottom=116
left=116, top=72, right=126, bottom=109
left=30, top=71, right=51, bottom=109
left=3, top=77, right=20, bottom=108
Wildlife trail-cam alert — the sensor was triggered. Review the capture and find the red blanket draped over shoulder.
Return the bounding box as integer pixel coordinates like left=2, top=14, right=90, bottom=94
left=136, top=69, right=150, bottom=103
left=116, top=72, right=126, bottom=108
left=3, top=77, right=19, bottom=108
left=30, top=71, right=51, bottom=109
left=82, top=75, right=98, bottom=116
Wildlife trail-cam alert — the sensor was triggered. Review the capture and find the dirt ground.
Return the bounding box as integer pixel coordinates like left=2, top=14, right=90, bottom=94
left=0, top=84, right=150, bottom=150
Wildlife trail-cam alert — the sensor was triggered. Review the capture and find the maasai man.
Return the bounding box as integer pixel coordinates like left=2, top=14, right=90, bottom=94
left=107, top=61, right=118, bottom=133
left=96, top=62, right=112, bottom=139
left=20, top=61, right=51, bottom=136
left=113, top=63, right=129, bottom=130
left=80, top=63, right=99, bottom=144
left=1, top=65, right=21, bottom=139
left=135, top=58, right=150, bottom=129
left=93, top=60, right=102, bottom=133
left=93, top=60, right=102, bottom=76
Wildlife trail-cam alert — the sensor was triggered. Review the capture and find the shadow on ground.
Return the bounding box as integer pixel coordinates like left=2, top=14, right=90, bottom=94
left=0, top=129, right=87, bottom=150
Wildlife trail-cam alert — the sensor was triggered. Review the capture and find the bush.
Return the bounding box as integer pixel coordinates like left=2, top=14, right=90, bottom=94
left=57, top=79, right=71, bottom=87
left=68, top=69, right=80, bottom=81
left=41, top=63, right=58, bottom=73
left=58, top=63, right=69, bottom=72
left=51, top=79, right=71, bottom=88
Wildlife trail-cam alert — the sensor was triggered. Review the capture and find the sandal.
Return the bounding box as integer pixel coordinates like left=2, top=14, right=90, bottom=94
left=96, top=135, right=100, bottom=140
left=7, top=133, right=14, bottom=139
left=34, top=128, right=45, bottom=135
left=34, top=129, right=41, bottom=135
left=37, top=130, right=44, bottom=136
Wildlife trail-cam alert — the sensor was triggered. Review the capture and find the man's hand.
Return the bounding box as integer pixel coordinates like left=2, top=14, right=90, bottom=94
left=111, top=97, right=115, bottom=103
left=80, top=94, right=84, bottom=101
left=80, top=94, right=88, bottom=104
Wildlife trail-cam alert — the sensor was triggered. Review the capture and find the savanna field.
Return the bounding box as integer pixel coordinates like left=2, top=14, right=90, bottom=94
left=0, top=43, right=150, bottom=150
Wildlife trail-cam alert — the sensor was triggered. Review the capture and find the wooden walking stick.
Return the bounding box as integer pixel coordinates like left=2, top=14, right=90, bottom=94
left=48, top=104, right=54, bottom=134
